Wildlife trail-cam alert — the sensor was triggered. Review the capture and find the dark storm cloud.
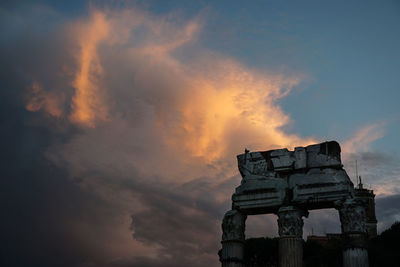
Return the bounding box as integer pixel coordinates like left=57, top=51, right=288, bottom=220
left=376, top=194, right=400, bottom=230
left=0, top=6, right=138, bottom=267
left=129, top=181, right=224, bottom=266
left=0, top=59, right=114, bottom=267
left=0, top=5, right=230, bottom=266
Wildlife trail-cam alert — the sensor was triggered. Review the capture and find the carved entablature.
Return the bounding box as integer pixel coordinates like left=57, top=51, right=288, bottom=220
left=222, top=210, right=247, bottom=242
left=277, top=206, right=307, bottom=237
left=338, top=199, right=367, bottom=233
left=237, top=141, right=342, bottom=178
left=233, top=141, right=355, bottom=214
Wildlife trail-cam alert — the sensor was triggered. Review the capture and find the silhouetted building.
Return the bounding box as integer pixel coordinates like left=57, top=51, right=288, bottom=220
left=354, top=176, right=378, bottom=238
left=307, top=233, right=343, bottom=247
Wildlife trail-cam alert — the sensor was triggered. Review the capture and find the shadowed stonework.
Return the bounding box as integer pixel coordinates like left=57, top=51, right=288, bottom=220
left=220, top=141, right=375, bottom=267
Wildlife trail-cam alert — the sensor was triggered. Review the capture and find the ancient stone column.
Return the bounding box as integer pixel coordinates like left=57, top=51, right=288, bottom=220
left=220, top=210, right=247, bottom=267
left=339, top=199, right=369, bottom=267
left=277, top=206, right=307, bottom=267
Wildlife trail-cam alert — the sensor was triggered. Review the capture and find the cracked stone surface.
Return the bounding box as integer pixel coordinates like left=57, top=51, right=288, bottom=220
left=220, top=141, right=372, bottom=267
left=233, top=141, right=355, bottom=213
left=221, top=210, right=246, bottom=242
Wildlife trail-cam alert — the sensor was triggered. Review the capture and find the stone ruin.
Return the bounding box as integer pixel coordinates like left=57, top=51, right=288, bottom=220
left=220, top=141, right=376, bottom=267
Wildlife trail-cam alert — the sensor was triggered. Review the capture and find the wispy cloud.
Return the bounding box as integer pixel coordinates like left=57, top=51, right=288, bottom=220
left=25, top=81, right=64, bottom=117
left=342, top=122, right=385, bottom=154
left=68, top=9, right=110, bottom=126
left=339, top=123, right=400, bottom=196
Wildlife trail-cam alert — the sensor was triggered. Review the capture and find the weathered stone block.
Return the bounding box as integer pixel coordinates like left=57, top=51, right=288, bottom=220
left=290, top=168, right=355, bottom=209
left=294, top=147, right=307, bottom=169
left=232, top=176, right=287, bottom=213
left=234, top=141, right=353, bottom=211
left=305, top=141, right=341, bottom=169
left=237, top=141, right=342, bottom=177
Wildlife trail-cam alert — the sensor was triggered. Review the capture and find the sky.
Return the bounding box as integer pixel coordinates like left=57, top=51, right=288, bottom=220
left=1, top=1, right=400, bottom=266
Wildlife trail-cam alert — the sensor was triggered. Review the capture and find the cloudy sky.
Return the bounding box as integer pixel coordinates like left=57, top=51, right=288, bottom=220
left=1, top=1, right=400, bottom=266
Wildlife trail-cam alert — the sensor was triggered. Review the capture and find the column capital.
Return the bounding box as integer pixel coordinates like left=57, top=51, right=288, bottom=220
left=221, top=209, right=247, bottom=242
left=277, top=206, right=308, bottom=237
left=338, top=199, right=367, bottom=234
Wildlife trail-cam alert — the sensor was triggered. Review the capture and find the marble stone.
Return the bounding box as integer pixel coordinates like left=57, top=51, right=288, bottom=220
left=277, top=206, right=307, bottom=267
left=220, top=141, right=373, bottom=267
left=338, top=199, right=369, bottom=267
left=277, top=206, right=307, bottom=237
left=343, top=248, right=369, bottom=267
left=279, top=237, right=303, bottom=267
left=222, top=210, right=247, bottom=242
left=233, top=141, right=354, bottom=213
left=220, top=210, right=246, bottom=267
left=338, top=199, right=368, bottom=234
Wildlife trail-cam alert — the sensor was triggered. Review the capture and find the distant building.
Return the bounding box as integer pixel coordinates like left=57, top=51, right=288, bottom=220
left=354, top=176, right=378, bottom=238
left=307, top=235, right=329, bottom=245
left=307, top=233, right=343, bottom=247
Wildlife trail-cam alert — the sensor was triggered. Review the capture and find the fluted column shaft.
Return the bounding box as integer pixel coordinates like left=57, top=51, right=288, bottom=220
left=220, top=210, right=247, bottom=267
